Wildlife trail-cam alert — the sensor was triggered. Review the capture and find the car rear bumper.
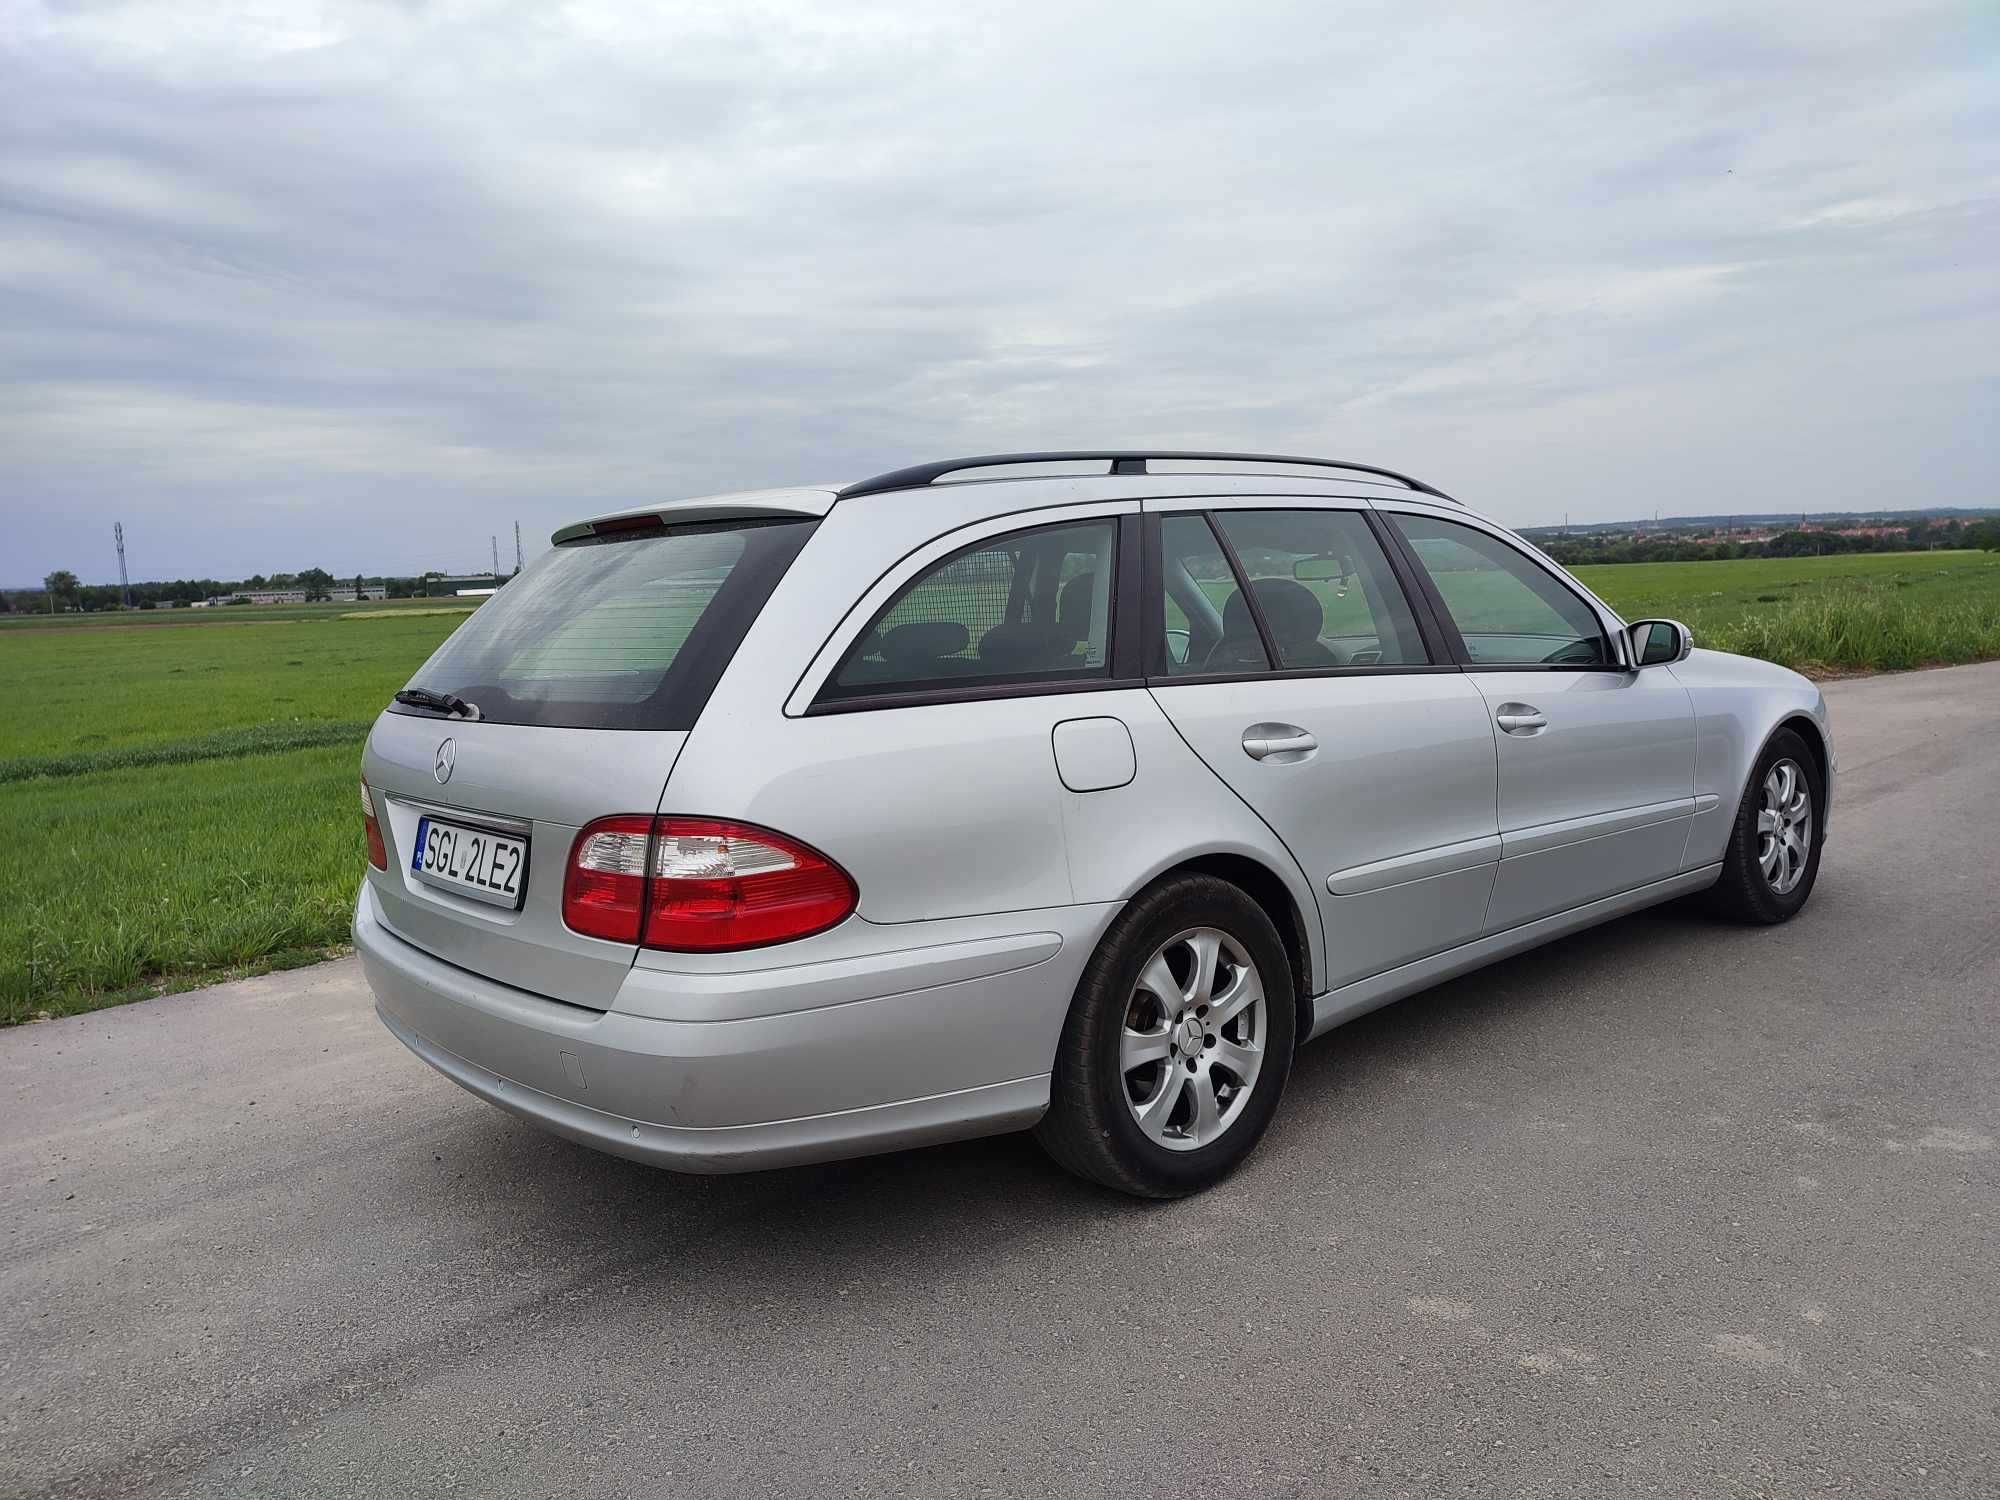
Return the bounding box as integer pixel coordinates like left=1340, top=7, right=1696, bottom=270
left=353, top=884, right=1090, bottom=1173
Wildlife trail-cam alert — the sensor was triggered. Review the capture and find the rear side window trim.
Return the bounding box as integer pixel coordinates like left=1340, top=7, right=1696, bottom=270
left=803, top=673, right=1148, bottom=717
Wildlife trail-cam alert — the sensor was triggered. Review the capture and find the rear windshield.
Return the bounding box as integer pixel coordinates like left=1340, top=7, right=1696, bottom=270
left=391, top=518, right=815, bottom=731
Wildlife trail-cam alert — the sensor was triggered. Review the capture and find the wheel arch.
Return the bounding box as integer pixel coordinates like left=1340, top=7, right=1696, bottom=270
left=1132, top=852, right=1316, bottom=1046
left=1736, top=712, right=1832, bottom=843
left=1775, top=712, right=1830, bottom=804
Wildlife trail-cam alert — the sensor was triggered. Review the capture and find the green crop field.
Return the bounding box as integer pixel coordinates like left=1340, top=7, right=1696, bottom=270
left=1572, top=550, right=2000, bottom=658
left=0, top=596, right=480, bottom=630
left=1576, top=552, right=2000, bottom=640
left=0, top=611, right=470, bottom=765
left=1, top=606, right=470, bottom=1022
left=2, top=548, right=1997, bottom=1022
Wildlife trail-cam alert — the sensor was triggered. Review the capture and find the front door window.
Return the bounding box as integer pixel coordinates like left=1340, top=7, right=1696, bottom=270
left=1389, top=514, right=1610, bottom=667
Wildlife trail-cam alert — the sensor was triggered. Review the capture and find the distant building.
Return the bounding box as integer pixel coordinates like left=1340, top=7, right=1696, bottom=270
left=427, top=574, right=501, bottom=597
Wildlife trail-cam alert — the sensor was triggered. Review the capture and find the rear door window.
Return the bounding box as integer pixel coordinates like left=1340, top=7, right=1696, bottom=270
left=1389, top=513, right=1611, bottom=666
left=1158, top=514, right=1264, bottom=675
left=392, top=518, right=815, bottom=730
left=819, top=519, right=1117, bottom=702
left=1157, top=509, right=1428, bottom=673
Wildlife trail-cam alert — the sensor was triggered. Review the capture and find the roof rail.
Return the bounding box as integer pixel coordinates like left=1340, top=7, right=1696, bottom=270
left=836, top=451, right=1457, bottom=503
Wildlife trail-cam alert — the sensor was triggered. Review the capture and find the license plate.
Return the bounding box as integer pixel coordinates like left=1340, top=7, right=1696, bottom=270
left=411, top=815, right=528, bottom=910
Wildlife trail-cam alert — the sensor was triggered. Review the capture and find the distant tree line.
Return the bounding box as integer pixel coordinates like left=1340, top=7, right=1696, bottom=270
left=1539, top=516, right=2000, bottom=567
left=0, top=568, right=506, bottom=614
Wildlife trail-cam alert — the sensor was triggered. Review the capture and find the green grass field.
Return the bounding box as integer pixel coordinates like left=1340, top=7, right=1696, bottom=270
left=2, top=550, right=1996, bottom=1021
left=0, top=612, right=466, bottom=763
left=1573, top=550, right=2000, bottom=649
left=1583, top=552, right=2000, bottom=673
left=1, top=605, right=470, bottom=1022
left=0, top=597, right=479, bottom=630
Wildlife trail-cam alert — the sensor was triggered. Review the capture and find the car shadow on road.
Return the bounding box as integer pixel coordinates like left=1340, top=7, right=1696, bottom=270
left=398, top=894, right=1776, bottom=1291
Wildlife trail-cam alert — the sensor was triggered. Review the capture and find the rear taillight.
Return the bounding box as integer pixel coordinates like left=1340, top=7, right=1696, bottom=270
left=562, top=816, right=856, bottom=952
left=360, top=779, right=388, bottom=870
left=562, top=816, right=654, bottom=942
left=644, top=818, right=857, bottom=951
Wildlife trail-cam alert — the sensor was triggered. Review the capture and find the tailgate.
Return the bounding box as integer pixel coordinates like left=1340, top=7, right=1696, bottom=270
left=362, top=713, right=686, bottom=1011
left=357, top=511, right=820, bottom=1009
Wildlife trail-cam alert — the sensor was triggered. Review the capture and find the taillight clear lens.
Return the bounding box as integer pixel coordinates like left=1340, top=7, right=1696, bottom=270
left=560, top=815, right=856, bottom=951
left=360, top=780, right=388, bottom=870
left=563, top=816, right=654, bottom=942
left=642, top=818, right=856, bottom=951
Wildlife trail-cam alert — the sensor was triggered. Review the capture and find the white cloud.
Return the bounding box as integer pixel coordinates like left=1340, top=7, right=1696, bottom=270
left=0, top=0, right=1994, bottom=581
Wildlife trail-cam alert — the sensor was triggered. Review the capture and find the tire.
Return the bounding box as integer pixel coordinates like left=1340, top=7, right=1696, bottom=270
left=1704, top=727, right=1825, bottom=924
left=1035, top=875, right=1297, bottom=1198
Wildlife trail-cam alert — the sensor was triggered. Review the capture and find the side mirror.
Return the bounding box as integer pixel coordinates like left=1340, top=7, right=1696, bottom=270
left=1626, top=618, right=1694, bottom=668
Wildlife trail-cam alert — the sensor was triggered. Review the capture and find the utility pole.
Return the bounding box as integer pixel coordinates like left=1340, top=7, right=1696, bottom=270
left=491, top=535, right=499, bottom=579
left=514, top=521, right=523, bottom=574
left=114, top=521, right=130, bottom=609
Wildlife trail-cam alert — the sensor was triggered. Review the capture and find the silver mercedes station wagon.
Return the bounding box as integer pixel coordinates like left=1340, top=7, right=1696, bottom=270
left=357, top=451, right=1833, bottom=1196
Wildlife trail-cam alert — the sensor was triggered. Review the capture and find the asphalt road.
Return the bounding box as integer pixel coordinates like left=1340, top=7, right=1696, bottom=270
left=5, top=663, right=1998, bottom=1499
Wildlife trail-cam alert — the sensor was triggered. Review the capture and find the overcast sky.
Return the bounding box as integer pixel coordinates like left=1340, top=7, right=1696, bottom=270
left=3, top=0, right=1994, bottom=584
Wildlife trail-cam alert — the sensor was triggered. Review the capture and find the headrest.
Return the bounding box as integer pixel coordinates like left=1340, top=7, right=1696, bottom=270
left=978, top=620, right=1071, bottom=672
left=1222, top=578, right=1325, bottom=645
left=879, top=620, right=970, bottom=673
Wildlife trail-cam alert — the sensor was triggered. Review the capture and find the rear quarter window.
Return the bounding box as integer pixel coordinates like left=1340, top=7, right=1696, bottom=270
left=392, top=518, right=815, bottom=731
left=817, top=518, right=1117, bottom=703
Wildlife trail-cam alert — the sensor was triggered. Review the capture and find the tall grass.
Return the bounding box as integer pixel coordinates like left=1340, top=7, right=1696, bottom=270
left=1697, top=590, right=2000, bottom=673
left=1574, top=549, right=2000, bottom=632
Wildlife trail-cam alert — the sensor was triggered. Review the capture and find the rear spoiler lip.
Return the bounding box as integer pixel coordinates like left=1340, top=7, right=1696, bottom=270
left=554, top=488, right=838, bottom=546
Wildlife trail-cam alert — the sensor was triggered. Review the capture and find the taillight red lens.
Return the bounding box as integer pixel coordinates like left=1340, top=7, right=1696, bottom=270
left=642, top=818, right=857, bottom=951
left=561, top=815, right=856, bottom=951
left=563, top=816, right=655, bottom=942
left=360, top=780, right=388, bottom=871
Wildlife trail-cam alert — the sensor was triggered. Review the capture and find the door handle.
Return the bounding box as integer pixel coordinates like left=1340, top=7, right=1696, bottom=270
left=1243, top=724, right=1318, bottom=762
left=1494, top=703, right=1548, bottom=736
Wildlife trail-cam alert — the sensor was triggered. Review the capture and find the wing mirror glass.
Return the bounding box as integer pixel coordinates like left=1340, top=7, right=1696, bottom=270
left=1626, top=619, right=1693, bottom=668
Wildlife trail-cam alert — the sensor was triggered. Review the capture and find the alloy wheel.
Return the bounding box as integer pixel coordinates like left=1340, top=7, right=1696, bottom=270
left=1757, top=758, right=1813, bottom=896
left=1119, top=927, right=1267, bottom=1152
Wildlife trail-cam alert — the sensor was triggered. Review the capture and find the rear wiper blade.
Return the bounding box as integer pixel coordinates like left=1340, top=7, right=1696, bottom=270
left=394, top=687, right=480, bottom=719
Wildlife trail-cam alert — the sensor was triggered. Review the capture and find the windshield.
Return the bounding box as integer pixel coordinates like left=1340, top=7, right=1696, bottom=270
left=392, top=518, right=815, bottom=731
